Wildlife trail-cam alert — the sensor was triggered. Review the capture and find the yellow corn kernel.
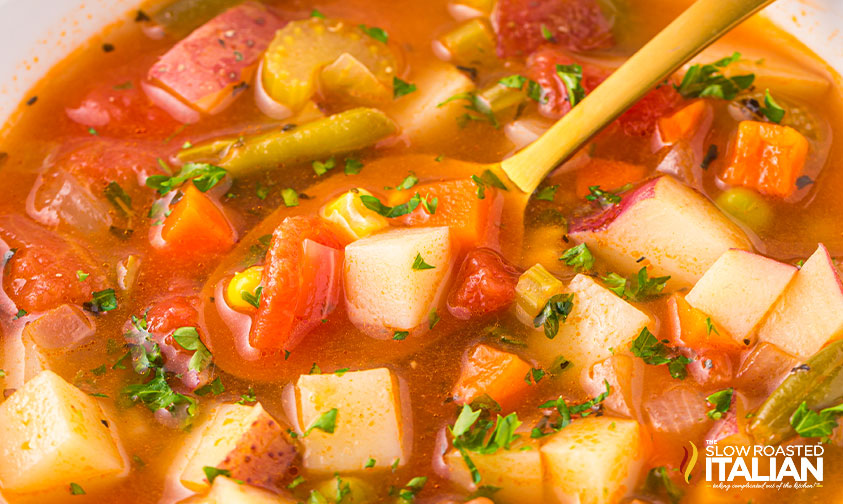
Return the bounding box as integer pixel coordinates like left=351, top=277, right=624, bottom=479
left=226, top=266, right=263, bottom=312
left=319, top=188, right=389, bottom=242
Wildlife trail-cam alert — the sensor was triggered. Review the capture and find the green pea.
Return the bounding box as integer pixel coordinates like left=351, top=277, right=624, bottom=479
left=715, top=187, right=773, bottom=231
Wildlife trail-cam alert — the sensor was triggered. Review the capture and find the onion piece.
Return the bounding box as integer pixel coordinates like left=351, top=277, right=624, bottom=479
left=644, top=384, right=708, bottom=435
left=447, top=3, right=485, bottom=21
left=26, top=169, right=112, bottom=234
left=254, top=60, right=293, bottom=120
left=141, top=81, right=200, bottom=124
left=21, top=304, right=96, bottom=350
left=504, top=117, right=552, bottom=150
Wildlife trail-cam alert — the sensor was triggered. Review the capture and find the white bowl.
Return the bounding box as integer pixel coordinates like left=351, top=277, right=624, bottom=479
left=0, top=0, right=839, bottom=123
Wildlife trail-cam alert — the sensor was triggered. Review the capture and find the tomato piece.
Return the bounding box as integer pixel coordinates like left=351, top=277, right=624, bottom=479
left=494, top=0, right=614, bottom=58
left=146, top=296, right=200, bottom=353
left=161, top=185, right=237, bottom=256
left=250, top=216, right=343, bottom=352
left=447, top=248, right=521, bottom=320
left=526, top=46, right=605, bottom=119
left=51, top=137, right=164, bottom=188
left=616, top=83, right=683, bottom=137
left=0, top=215, right=106, bottom=313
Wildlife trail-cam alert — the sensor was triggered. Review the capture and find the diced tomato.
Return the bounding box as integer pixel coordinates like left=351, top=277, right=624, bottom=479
left=144, top=295, right=210, bottom=389
left=658, top=99, right=710, bottom=144
left=51, top=137, right=164, bottom=188
left=161, top=185, right=237, bottom=256
left=452, top=344, right=532, bottom=410
left=526, top=46, right=605, bottom=119
left=387, top=178, right=503, bottom=250
left=447, top=248, right=520, bottom=320
left=250, top=216, right=343, bottom=352
left=616, top=83, right=683, bottom=137
left=688, top=350, right=733, bottom=387
left=148, top=1, right=285, bottom=114
left=0, top=215, right=105, bottom=313
left=65, top=78, right=181, bottom=138
left=494, top=0, right=614, bottom=58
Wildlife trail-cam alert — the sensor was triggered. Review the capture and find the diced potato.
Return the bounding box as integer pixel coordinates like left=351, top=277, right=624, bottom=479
left=296, top=368, right=408, bottom=472
left=541, top=417, right=646, bottom=504
left=181, top=403, right=296, bottom=492
left=385, top=61, right=475, bottom=145
left=444, top=437, right=542, bottom=503
left=0, top=370, right=125, bottom=494
left=527, top=274, right=651, bottom=374
left=582, top=355, right=642, bottom=418
left=344, top=226, right=453, bottom=337
left=685, top=249, right=797, bottom=345
left=319, top=188, right=390, bottom=243
left=183, top=476, right=296, bottom=504
left=262, top=18, right=398, bottom=112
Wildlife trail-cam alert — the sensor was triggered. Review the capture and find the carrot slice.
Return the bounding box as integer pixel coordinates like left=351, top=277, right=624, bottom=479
left=452, top=344, right=532, bottom=410
left=387, top=178, right=501, bottom=249
left=719, top=120, right=809, bottom=198
left=574, top=159, right=648, bottom=199
left=665, top=292, right=743, bottom=352
left=658, top=99, right=709, bottom=144
left=161, top=185, right=235, bottom=255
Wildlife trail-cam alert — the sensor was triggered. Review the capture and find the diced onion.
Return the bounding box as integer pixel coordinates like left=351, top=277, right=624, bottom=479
left=26, top=169, right=112, bottom=235
left=141, top=81, right=200, bottom=124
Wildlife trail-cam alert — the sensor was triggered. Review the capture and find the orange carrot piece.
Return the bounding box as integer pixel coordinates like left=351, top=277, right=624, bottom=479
left=658, top=99, right=709, bottom=144
left=387, top=178, right=500, bottom=249
left=665, top=292, right=743, bottom=352
left=162, top=185, right=235, bottom=255
left=720, top=120, right=809, bottom=198
left=574, top=158, right=648, bottom=199
left=452, top=344, right=532, bottom=410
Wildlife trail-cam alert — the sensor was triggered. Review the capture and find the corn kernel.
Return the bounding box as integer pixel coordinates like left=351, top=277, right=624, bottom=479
left=226, top=266, right=264, bottom=311
left=319, top=188, right=389, bottom=242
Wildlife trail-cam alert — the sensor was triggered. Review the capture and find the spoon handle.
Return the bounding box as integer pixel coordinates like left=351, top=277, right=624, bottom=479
left=501, top=0, right=775, bottom=193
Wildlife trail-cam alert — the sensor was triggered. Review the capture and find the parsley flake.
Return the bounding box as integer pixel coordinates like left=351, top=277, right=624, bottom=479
left=393, top=77, right=417, bottom=98
left=412, top=253, right=435, bottom=270
left=304, top=408, right=338, bottom=436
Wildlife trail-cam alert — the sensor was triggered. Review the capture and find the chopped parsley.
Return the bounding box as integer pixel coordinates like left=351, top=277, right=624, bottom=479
left=310, top=363, right=322, bottom=374
left=428, top=309, right=441, bottom=330
left=499, top=75, right=527, bottom=89
left=393, top=331, right=409, bottom=341
left=85, top=289, right=118, bottom=313
left=705, top=317, right=720, bottom=336
left=255, top=183, right=270, bottom=200
left=394, top=173, right=419, bottom=190
left=525, top=368, right=546, bottom=385
left=194, top=377, right=225, bottom=396
left=344, top=158, right=364, bottom=175
left=146, top=163, right=227, bottom=194
left=535, top=184, right=558, bottom=201
left=237, top=387, right=257, bottom=404
left=69, top=482, right=86, bottom=495
left=531, top=379, right=610, bottom=438
left=310, top=8, right=325, bottom=18
left=412, top=253, right=435, bottom=270
left=312, top=157, right=336, bottom=176
left=76, top=270, right=89, bottom=281
left=602, top=267, right=670, bottom=302
left=398, top=476, right=428, bottom=501
left=123, top=367, right=198, bottom=421
left=202, top=466, right=231, bottom=484
left=359, top=24, right=388, bottom=43
left=540, top=24, right=555, bottom=42
left=644, top=466, right=683, bottom=504
left=365, top=457, right=376, bottom=468
left=676, top=52, right=754, bottom=99
left=393, top=77, right=417, bottom=98
left=705, top=388, right=734, bottom=420
left=288, top=475, right=306, bottom=489
left=560, top=243, right=594, bottom=272
left=450, top=405, right=523, bottom=483
left=280, top=188, right=299, bottom=207
left=556, top=64, right=586, bottom=106
left=760, top=88, right=786, bottom=123
left=172, top=326, right=212, bottom=372
left=360, top=192, right=437, bottom=218
left=585, top=185, right=622, bottom=206
left=241, top=286, right=263, bottom=309
left=438, top=92, right=498, bottom=128
left=790, top=401, right=843, bottom=439
left=498, top=75, right=547, bottom=104
left=304, top=408, right=338, bottom=436
left=533, top=293, right=574, bottom=339
left=630, top=327, right=693, bottom=380
left=104, top=181, right=134, bottom=217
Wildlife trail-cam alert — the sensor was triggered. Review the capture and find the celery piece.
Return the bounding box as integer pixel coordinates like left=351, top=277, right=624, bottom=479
left=151, top=0, right=241, bottom=38
left=749, top=340, right=843, bottom=445
left=212, top=108, right=396, bottom=176
left=477, top=83, right=528, bottom=120
left=437, top=18, right=498, bottom=68
left=515, top=264, right=565, bottom=319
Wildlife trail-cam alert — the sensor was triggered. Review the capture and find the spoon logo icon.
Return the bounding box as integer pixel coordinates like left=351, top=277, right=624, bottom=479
left=680, top=441, right=699, bottom=483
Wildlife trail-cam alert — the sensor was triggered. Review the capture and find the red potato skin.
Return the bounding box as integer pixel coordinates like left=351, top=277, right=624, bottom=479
left=0, top=215, right=106, bottom=313
left=494, top=0, right=614, bottom=58
left=447, top=248, right=521, bottom=320
left=148, top=1, right=285, bottom=112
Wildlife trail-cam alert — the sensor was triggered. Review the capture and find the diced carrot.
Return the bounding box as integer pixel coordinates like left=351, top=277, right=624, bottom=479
left=665, top=292, right=743, bottom=352
left=161, top=185, right=235, bottom=255
left=387, top=178, right=501, bottom=249
left=658, top=100, right=709, bottom=144
left=574, top=159, right=648, bottom=199
left=452, top=344, right=532, bottom=410
left=719, top=120, right=809, bottom=198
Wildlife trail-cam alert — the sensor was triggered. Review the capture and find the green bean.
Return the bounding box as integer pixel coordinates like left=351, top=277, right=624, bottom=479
left=178, top=108, right=397, bottom=177
left=749, top=339, right=843, bottom=445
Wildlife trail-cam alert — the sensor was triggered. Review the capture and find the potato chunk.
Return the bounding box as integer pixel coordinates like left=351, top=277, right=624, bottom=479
left=296, top=368, right=408, bottom=472
left=183, top=476, right=296, bottom=504
left=181, top=403, right=296, bottom=492
left=541, top=417, right=646, bottom=504
left=344, top=226, right=453, bottom=337
left=444, top=438, right=542, bottom=503
left=0, top=370, right=124, bottom=494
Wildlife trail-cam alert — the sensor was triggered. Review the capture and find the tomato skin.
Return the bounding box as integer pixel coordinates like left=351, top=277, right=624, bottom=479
left=526, top=46, right=605, bottom=119
left=616, top=83, right=683, bottom=136
left=447, top=248, right=521, bottom=320
left=250, top=216, right=343, bottom=352
left=146, top=296, right=199, bottom=353
left=494, top=0, right=614, bottom=58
